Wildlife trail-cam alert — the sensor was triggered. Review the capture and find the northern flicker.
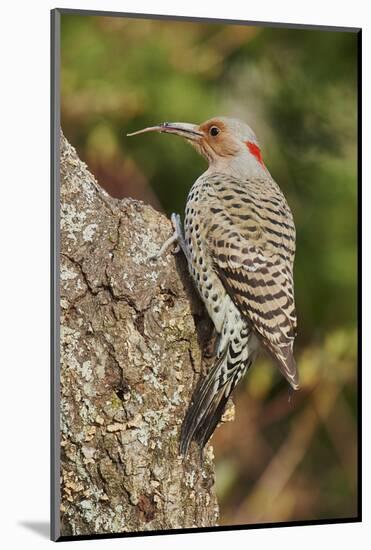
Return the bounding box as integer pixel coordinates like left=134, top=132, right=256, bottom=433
left=128, top=117, right=298, bottom=456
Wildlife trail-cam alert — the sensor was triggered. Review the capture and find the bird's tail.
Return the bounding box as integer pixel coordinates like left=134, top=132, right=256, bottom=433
left=180, top=341, right=252, bottom=457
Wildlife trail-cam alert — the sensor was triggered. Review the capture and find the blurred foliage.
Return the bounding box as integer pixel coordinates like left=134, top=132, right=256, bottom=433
left=61, top=14, right=358, bottom=525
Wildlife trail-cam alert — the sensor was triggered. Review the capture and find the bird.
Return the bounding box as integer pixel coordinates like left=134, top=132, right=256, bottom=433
left=127, top=117, right=298, bottom=457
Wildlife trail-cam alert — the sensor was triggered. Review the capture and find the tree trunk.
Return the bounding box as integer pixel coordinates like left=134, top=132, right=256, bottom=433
left=58, top=131, right=219, bottom=537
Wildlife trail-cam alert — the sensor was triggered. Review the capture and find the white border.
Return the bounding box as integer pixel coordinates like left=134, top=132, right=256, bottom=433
left=1, top=1, right=368, bottom=548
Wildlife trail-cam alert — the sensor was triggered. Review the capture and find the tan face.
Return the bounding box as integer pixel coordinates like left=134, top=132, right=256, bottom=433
left=195, top=118, right=241, bottom=160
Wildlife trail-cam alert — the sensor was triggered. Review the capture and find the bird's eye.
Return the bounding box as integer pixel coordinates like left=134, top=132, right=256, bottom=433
left=209, top=126, right=220, bottom=137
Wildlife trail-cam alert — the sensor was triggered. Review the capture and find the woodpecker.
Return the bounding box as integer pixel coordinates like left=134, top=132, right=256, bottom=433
left=128, top=117, right=298, bottom=456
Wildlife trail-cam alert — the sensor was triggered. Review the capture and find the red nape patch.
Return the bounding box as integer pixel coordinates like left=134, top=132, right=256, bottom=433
left=245, top=141, right=265, bottom=166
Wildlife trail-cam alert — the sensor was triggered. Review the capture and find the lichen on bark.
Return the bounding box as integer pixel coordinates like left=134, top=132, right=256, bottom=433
left=59, top=131, right=219, bottom=536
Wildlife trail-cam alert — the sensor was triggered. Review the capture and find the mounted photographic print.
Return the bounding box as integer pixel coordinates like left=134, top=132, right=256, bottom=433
left=51, top=8, right=361, bottom=542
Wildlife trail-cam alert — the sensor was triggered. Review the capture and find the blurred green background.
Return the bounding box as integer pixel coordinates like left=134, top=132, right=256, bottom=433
left=61, top=14, right=358, bottom=525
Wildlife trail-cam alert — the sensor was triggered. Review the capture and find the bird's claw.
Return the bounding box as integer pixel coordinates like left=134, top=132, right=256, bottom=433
left=149, top=212, right=187, bottom=261
left=149, top=213, right=183, bottom=261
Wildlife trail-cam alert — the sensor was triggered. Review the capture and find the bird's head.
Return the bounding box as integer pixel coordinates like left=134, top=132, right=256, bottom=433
left=128, top=116, right=267, bottom=174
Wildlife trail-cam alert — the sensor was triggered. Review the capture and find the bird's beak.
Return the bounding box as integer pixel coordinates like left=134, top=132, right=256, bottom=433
left=127, top=122, right=203, bottom=142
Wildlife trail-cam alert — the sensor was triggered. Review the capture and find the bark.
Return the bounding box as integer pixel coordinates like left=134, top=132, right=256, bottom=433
left=59, top=131, right=219, bottom=536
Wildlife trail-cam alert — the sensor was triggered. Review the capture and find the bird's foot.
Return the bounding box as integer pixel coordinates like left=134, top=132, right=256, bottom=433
left=150, top=213, right=185, bottom=260
left=150, top=231, right=179, bottom=260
